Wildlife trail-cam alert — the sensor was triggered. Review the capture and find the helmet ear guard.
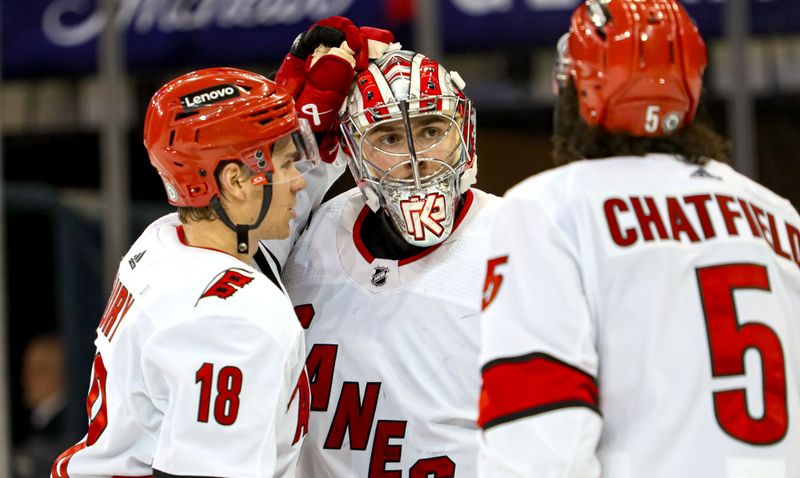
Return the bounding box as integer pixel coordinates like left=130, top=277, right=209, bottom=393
left=558, top=0, right=707, bottom=137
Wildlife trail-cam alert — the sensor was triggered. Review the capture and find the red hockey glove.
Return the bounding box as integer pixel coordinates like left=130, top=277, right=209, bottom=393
left=356, top=26, right=395, bottom=73
left=275, top=17, right=363, bottom=162
left=275, top=17, right=395, bottom=163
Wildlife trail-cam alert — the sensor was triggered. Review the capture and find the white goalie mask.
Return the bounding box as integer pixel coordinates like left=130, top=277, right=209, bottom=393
left=340, top=50, right=477, bottom=247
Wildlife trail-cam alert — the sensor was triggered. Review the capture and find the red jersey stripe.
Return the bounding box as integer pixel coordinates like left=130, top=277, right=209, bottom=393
left=51, top=440, right=87, bottom=478
left=479, top=352, right=599, bottom=430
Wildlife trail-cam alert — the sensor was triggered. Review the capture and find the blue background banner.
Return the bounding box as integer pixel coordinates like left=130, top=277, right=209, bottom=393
left=442, top=0, right=800, bottom=51
left=3, top=0, right=799, bottom=77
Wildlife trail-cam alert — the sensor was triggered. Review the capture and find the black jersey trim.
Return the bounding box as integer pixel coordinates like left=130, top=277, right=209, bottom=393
left=482, top=351, right=597, bottom=386
left=253, top=244, right=281, bottom=290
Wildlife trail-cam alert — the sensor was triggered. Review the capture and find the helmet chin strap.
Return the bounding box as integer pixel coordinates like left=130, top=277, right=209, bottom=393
left=210, top=172, right=273, bottom=255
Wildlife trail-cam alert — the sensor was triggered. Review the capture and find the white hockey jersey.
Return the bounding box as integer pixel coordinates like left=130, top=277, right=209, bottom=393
left=52, top=213, right=309, bottom=478
left=282, top=188, right=501, bottom=477
left=479, top=155, right=800, bottom=478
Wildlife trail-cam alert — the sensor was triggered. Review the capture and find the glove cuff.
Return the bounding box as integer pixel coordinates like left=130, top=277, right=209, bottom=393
left=309, top=43, right=356, bottom=70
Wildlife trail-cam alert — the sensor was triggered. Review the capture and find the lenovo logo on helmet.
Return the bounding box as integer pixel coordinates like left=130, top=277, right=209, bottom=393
left=180, top=84, right=240, bottom=111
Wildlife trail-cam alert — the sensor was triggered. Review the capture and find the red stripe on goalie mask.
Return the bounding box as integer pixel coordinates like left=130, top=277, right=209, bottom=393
left=460, top=96, right=475, bottom=169
left=478, top=353, right=598, bottom=429
left=382, top=55, right=412, bottom=84
left=356, top=69, right=388, bottom=125
left=418, top=58, right=442, bottom=110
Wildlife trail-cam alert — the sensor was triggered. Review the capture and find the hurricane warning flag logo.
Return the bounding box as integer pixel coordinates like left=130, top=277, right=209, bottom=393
left=197, top=268, right=254, bottom=304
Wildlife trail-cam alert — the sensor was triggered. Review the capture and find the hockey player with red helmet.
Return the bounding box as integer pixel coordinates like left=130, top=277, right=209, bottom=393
left=280, top=47, right=501, bottom=475
left=479, top=1, right=800, bottom=476
left=52, top=68, right=319, bottom=477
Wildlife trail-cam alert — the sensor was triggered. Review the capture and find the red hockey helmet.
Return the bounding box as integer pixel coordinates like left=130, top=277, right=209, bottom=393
left=555, top=0, right=707, bottom=136
left=144, top=67, right=309, bottom=207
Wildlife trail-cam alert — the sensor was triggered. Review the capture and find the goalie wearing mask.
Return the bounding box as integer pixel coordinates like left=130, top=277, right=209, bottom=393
left=340, top=50, right=478, bottom=248
left=282, top=49, right=501, bottom=477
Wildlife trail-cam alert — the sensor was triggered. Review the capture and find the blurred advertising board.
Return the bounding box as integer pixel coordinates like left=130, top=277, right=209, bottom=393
left=2, top=0, right=798, bottom=77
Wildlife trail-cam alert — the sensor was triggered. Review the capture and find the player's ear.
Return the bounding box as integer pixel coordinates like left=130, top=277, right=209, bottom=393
left=217, top=161, right=249, bottom=202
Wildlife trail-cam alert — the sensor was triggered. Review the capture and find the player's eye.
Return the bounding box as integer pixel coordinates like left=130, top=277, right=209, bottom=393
left=422, top=127, right=442, bottom=139
left=379, top=134, right=402, bottom=146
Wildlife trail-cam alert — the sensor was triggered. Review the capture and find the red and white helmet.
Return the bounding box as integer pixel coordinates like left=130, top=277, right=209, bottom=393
left=555, top=0, right=707, bottom=136
left=340, top=50, right=477, bottom=247
left=144, top=67, right=320, bottom=208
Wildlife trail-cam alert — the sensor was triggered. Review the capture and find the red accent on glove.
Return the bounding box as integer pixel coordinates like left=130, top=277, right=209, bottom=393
left=303, top=53, right=355, bottom=98
left=275, top=53, right=306, bottom=98
left=276, top=16, right=363, bottom=98
left=294, top=53, right=353, bottom=163
left=360, top=26, right=395, bottom=45
left=317, top=133, right=343, bottom=165
left=275, top=17, right=364, bottom=163
left=275, top=17, right=396, bottom=163
left=315, top=16, right=363, bottom=58
left=353, top=27, right=395, bottom=73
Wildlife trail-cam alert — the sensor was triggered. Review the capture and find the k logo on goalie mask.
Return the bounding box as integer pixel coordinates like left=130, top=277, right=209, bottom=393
left=340, top=50, right=477, bottom=247
left=399, top=193, right=447, bottom=241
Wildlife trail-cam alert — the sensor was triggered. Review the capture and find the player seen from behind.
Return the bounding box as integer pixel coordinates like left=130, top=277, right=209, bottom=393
left=479, top=0, right=800, bottom=476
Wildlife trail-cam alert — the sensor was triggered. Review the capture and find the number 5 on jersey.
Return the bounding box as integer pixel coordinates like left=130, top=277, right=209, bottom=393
left=696, top=263, right=788, bottom=445
left=483, top=256, right=509, bottom=310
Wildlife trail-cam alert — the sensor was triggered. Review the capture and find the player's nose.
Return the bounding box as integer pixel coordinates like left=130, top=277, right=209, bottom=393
left=292, top=173, right=307, bottom=192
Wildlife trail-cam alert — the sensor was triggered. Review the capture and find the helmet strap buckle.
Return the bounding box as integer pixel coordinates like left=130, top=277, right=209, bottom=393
left=210, top=171, right=273, bottom=255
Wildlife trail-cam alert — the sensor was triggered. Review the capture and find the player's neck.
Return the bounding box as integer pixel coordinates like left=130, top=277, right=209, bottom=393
left=180, top=220, right=254, bottom=264
left=361, top=210, right=426, bottom=260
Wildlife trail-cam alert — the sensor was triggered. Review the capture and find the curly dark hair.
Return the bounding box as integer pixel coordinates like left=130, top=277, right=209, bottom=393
left=552, top=79, right=731, bottom=166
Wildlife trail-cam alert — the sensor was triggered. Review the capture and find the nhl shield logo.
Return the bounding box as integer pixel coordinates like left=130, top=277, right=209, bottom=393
left=371, top=266, right=389, bottom=286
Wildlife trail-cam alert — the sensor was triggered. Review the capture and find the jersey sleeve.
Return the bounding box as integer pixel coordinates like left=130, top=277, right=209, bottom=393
left=478, top=194, right=602, bottom=477
left=140, top=305, right=301, bottom=477
left=260, top=153, right=346, bottom=268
